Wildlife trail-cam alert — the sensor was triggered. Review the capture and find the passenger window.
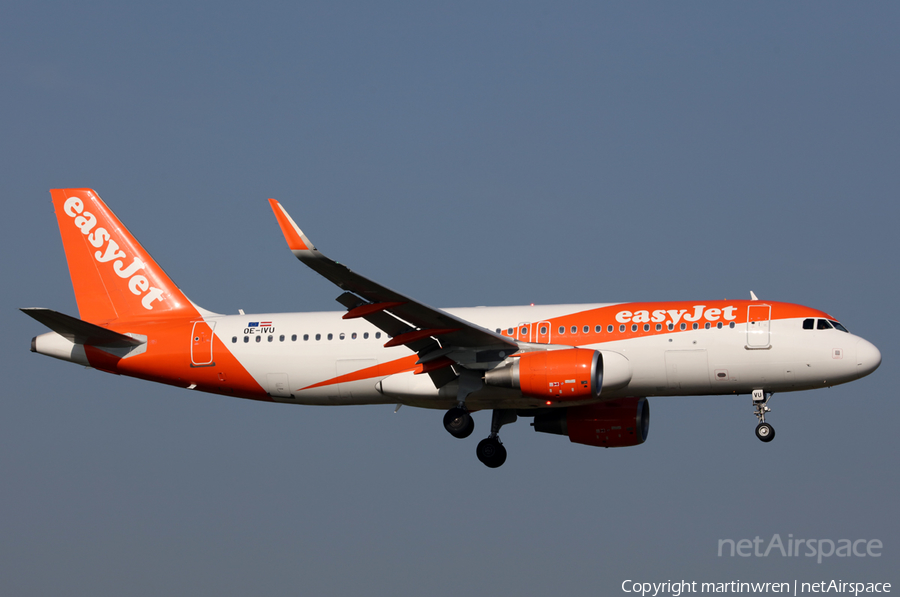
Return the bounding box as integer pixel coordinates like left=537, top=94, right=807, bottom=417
left=243, top=336, right=249, bottom=343
left=570, top=326, right=577, bottom=334
left=339, top=333, right=345, bottom=340
left=631, top=324, right=637, bottom=332
left=643, top=324, right=649, bottom=332
left=375, top=332, right=381, bottom=339
left=717, top=322, right=723, bottom=329
left=680, top=323, right=686, bottom=331
left=291, top=334, right=297, bottom=341
left=802, top=318, right=815, bottom=330
left=302, top=334, right=308, bottom=341
left=817, top=319, right=833, bottom=330
left=495, top=328, right=501, bottom=333
left=668, top=323, right=674, bottom=331
left=583, top=325, right=589, bottom=334
left=231, top=337, right=237, bottom=343
left=540, top=326, right=547, bottom=334
left=656, top=324, right=662, bottom=331
left=607, top=325, right=613, bottom=333
left=507, top=328, right=514, bottom=335
left=352, top=332, right=357, bottom=339
left=619, top=324, right=625, bottom=332
left=729, top=322, right=735, bottom=328
left=268, top=335, right=273, bottom=342
left=315, top=333, right=321, bottom=341
left=692, top=323, right=698, bottom=330
left=327, top=333, right=334, bottom=340
left=559, top=326, right=565, bottom=334
left=704, top=322, right=710, bottom=330
left=595, top=325, right=602, bottom=333
left=364, top=332, right=369, bottom=339
left=521, top=327, right=529, bottom=336
left=256, top=336, right=262, bottom=343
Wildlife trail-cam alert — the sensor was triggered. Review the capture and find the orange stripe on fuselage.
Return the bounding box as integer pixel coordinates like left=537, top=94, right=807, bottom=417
left=299, top=354, right=422, bottom=391
left=85, top=319, right=270, bottom=401
left=501, top=300, right=833, bottom=345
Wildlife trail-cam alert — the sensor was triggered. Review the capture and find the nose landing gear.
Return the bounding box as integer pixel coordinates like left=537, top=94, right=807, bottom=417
left=752, top=390, right=775, bottom=443
left=755, top=421, right=775, bottom=441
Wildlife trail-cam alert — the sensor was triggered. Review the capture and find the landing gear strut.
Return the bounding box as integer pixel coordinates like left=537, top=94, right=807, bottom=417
left=443, top=368, right=483, bottom=439
left=476, top=409, right=517, bottom=468
left=752, top=390, right=775, bottom=443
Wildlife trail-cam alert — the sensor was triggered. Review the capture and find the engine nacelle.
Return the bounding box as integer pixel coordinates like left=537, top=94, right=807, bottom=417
left=532, top=397, right=650, bottom=448
left=485, top=348, right=600, bottom=401
left=484, top=348, right=632, bottom=401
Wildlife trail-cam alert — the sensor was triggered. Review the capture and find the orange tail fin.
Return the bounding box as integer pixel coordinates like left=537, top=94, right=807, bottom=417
left=50, top=189, right=198, bottom=324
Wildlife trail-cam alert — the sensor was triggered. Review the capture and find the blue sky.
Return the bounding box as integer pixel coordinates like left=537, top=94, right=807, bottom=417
left=2, top=3, right=898, bottom=595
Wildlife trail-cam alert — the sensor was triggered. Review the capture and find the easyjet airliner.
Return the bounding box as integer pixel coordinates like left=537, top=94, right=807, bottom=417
left=24, top=189, right=882, bottom=467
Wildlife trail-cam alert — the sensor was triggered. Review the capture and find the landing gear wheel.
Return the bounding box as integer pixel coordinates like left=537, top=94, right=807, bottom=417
left=755, top=422, right=775, bottom=442
left=476, top=437, right=507, bottom=468
left=443, top=407, right=474, bottom=439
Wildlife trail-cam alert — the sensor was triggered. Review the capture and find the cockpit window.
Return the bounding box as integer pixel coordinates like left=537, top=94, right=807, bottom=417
left=802, top=318, right=814, bottom=330
left=830, top=320, right=849, bottom=333
left=817, top=319, right=833, bottom=330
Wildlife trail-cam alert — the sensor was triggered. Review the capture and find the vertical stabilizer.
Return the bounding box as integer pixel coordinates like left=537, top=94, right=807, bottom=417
left=50, top=188, right=197, bottom=324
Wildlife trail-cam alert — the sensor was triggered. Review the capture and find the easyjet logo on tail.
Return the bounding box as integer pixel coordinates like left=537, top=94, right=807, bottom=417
left=63, top=195, right=165, bottom=310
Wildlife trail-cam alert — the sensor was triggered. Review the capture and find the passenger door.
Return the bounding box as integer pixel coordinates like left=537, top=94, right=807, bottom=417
left=746, top=304, right=771, bottom=348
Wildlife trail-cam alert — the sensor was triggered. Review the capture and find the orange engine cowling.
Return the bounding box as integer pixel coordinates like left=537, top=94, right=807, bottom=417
left=532, top=397, right=650, bottom=448
left=485, top=348, right=601, bottom=401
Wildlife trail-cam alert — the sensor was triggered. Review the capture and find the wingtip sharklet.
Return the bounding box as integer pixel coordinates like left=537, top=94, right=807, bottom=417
left=268, top=199, right=315, bottom=252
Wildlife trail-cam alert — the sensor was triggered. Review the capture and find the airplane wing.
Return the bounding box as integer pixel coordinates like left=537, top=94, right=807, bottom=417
left=268, top=199, right=519, bottom=388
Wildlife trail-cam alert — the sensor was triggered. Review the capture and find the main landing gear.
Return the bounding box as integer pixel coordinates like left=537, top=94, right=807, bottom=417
left=476, top=409, right=517, bottom=468
left=442, top=368, right=482, bottom=440
left=442, top=369, right=517, bottom=468
left=441, top=407, right=517, bottom=468
left=443, top=406, right=474, bottom=439
left=752, top=389, right=775, bottom=443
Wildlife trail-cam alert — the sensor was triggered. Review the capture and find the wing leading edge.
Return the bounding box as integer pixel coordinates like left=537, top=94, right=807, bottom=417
left=268, top=199, right=519, bottom=388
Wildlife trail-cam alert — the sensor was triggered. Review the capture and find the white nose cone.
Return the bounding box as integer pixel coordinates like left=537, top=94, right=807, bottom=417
left=855, top=339, right=882, bottom=378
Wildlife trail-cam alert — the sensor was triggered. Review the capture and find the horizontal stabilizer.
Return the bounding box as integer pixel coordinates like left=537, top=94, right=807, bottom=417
left=21, top=308, right=144, bottom=348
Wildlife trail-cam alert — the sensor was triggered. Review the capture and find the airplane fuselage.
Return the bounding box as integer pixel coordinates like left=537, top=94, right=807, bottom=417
left=34, top=300, right=880, bottom=410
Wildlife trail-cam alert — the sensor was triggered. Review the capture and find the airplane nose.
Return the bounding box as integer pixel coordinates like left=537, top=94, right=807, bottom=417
left=855, top=339, right=882, bottom=377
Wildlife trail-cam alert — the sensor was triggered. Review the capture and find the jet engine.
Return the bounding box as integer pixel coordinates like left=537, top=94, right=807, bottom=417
left=484, top=348, right=632, bottom=401
left=532, top=396, right=650, bottom=448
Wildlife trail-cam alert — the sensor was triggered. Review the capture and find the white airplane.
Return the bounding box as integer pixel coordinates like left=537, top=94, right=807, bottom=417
left=25, top=189, right=882, bottom=467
